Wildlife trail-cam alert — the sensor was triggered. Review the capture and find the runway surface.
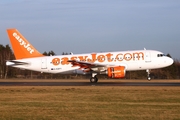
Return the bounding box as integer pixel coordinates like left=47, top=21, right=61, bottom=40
left=0, top=79, right=180, bottom=86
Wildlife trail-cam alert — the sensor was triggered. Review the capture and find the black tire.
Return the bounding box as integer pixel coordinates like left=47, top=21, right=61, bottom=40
left=90, top=77, right=98, bottom=83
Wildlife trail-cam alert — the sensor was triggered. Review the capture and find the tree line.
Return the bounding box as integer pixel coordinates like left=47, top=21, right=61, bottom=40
left=0, top=44, right=180, bottom=79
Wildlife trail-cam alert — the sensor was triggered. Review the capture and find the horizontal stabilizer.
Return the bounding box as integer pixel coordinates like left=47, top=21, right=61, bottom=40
left=6, top=60, right=29, bottom=66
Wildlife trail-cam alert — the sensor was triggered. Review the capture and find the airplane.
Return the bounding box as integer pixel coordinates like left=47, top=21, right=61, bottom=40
left=6, top=29, right=174, bottom=83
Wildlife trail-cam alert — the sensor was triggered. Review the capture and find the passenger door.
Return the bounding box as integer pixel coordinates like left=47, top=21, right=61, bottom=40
left=145, top=52, right=151, bottom=62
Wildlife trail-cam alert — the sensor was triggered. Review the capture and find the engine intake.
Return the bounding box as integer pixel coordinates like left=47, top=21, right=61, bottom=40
left=107, top=66, right=125, bottom=78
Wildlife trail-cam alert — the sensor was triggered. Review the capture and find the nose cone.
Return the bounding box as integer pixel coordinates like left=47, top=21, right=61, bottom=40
left=167, top=57, right=174, bottom=66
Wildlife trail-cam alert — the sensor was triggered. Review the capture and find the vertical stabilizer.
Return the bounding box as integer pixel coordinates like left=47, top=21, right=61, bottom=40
left=7, top=29, right=44, bottom=59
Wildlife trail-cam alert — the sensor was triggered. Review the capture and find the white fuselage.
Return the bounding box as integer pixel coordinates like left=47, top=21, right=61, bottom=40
left=7, top=50, right=173, bottom=74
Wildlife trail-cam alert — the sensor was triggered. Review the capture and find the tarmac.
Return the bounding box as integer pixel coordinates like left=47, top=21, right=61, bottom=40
left=0, top=79, right=180, bottom=86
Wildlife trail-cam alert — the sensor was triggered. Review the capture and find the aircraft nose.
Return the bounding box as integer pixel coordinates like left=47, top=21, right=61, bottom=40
left=168, top=57, right=174, bottom=66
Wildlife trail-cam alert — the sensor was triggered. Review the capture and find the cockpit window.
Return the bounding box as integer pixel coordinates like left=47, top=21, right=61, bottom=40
left=157, top=54, right=166, bottom=57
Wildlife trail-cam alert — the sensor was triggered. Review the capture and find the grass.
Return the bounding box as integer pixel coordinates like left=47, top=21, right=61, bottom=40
left=0, top=84, right=180, bottom=119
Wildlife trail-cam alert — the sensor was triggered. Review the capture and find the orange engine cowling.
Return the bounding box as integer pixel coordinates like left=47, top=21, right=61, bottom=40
left=107, top=66, right=126, bottom=78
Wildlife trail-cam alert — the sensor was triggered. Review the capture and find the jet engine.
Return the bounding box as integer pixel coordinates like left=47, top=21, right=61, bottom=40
left=107, top=66, right=126, bottom=78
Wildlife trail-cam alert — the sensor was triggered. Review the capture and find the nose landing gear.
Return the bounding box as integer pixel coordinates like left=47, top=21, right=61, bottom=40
left=146, top=69, right=151, bottom=81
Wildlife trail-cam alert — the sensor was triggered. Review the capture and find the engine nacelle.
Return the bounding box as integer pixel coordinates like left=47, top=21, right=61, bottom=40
left=107, top=66, right=126, bottom=78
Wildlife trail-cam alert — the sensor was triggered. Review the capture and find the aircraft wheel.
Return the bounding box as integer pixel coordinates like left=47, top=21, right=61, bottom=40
left=147, top=77, right=151, bottom=81
left=90, top=76, right=98, bottom=83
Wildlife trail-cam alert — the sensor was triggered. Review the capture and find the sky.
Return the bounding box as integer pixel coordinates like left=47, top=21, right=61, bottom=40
left=0, top=0, right=180, bottom=59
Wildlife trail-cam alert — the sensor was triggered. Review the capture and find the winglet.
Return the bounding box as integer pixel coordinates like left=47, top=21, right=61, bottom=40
left=7, top=29, right=44, bottom=59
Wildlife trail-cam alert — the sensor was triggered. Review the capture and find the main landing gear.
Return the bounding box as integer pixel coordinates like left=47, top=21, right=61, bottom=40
left=90, top=73, right=98, bottom=83
left=146, top=69, right=151, bottom=81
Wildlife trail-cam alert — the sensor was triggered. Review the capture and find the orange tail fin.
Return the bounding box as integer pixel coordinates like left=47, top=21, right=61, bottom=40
left=7, top=29, right=44, bottom=59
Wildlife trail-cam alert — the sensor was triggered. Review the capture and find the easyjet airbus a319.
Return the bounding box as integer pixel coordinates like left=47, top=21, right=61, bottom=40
left=6, top=29, right=173, bottom=83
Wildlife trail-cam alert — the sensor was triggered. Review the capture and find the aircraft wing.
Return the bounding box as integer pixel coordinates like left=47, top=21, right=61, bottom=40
left=68, top=60, right=107, bottom=67
left=68, top=60, right=114, bottom=72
